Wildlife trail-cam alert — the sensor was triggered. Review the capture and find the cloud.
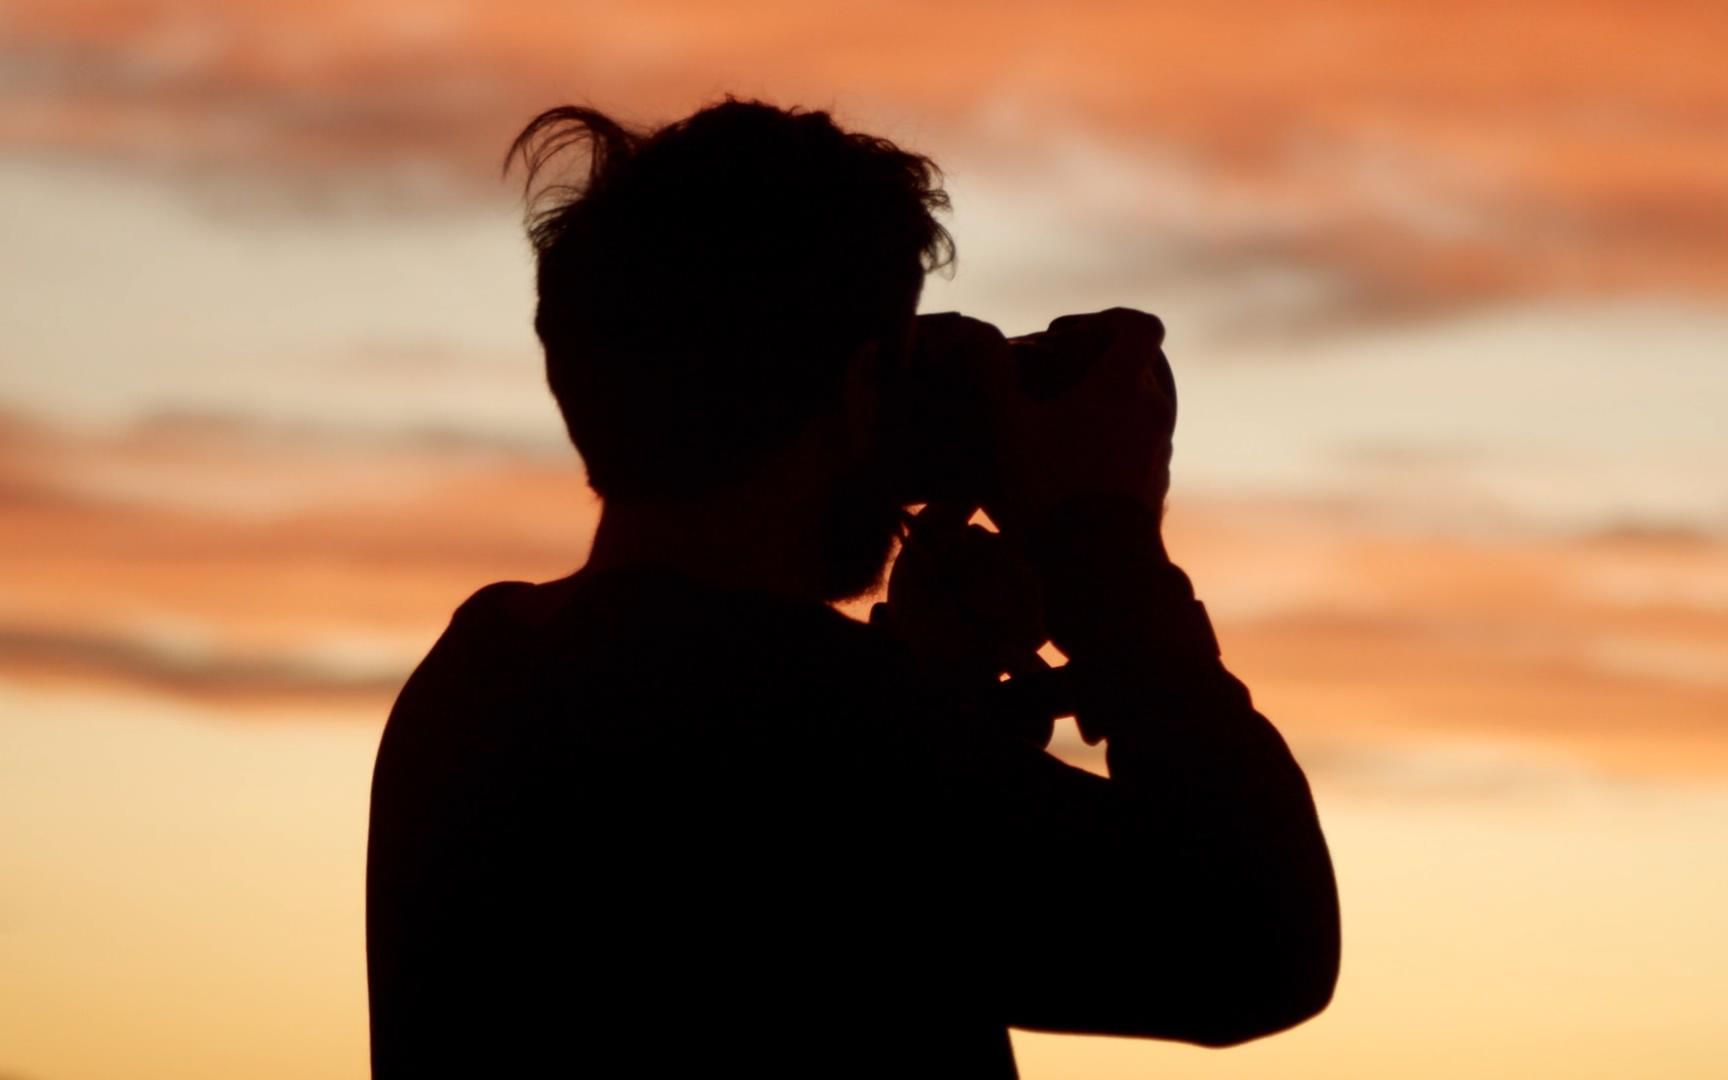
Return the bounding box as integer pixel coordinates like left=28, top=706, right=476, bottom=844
left=3, top=0, right=1724, bottom=318
left=0, top=622, right=410, bottom=699
left=1, top=414, right=1723, bottom=786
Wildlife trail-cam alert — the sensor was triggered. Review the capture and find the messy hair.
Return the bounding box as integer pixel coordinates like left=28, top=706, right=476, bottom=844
left=504, top=96, right=955, bottom=500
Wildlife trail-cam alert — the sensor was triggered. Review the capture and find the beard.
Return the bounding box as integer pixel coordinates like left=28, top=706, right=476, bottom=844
left=815, top=449, right=907, bottom=604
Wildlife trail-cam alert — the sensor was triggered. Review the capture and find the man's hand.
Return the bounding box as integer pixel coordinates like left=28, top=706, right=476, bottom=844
left=880, top=308, right=1179, bottom=746
left=873, top=501, right=1045, bottom=682
left=989, top=308, right=1176, bottom=538
left=870, top=501, right=1054, bottom=743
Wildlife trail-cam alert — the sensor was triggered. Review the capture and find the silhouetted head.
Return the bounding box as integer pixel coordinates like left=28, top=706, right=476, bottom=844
left=507, top=96, right=954, bottom=498
left=506, top=96, right=954, bottom=599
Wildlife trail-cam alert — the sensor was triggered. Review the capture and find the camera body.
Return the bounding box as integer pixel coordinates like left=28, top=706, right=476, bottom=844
left=875, top=317, right=1099, bottom=512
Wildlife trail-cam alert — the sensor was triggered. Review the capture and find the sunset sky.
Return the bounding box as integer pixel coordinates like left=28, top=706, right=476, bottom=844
left=2, top=3, right=1725, bottom=1078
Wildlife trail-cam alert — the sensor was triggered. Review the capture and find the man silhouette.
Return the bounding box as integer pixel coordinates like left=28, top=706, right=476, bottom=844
left=366, top=97, right=1339, bottom=1078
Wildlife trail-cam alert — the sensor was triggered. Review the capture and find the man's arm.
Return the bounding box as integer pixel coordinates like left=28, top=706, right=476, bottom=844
left=897, top=307, right=1338, bottom=1046
left=980, top=493, right=1339, bottom=1045
left=882, top=494, right=1338, bottom=1048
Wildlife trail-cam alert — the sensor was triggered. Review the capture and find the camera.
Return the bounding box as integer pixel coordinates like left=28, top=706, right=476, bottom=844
left=874, top=313, right=1109, bottom=513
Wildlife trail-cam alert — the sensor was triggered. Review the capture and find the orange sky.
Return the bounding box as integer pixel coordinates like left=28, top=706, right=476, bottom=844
left=2, top=3, right=1726, bottom=1078
left=5, top=0, right=1726, bottom=310
left=3, top=415, right=1722, bottom=780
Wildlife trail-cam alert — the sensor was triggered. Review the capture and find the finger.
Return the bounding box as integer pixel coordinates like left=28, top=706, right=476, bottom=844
left=1096, top=311, right=1169, bottom=391
left=1043, top=312, right=1116, bottom=360
left=1002, top=648, right=1051, bottom=681
left=1046, top=307, right=1165, bottom=349
left=1076, top=713, right=1107, bottom=746
left=1043, top=309, right=1170, bottom=405
left=899, top=517, right=991, bottom=570
left=912, top=499, right=978, bottom=532
left=898, top=509, right=969, bottom=559
left=1138, top=347, right=1178, bottom=420
left=896, top=516, right=984, bottom=579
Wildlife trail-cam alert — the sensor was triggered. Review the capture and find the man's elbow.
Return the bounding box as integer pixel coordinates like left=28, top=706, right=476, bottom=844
left=1184, top=959, right=1338, bottom=1048
left=1185, top=921, right=1340, bottom=1048
left=1190, top=842, right=1342, bottom=1047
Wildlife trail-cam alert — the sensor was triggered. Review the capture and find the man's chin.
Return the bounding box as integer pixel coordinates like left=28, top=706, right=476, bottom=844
left=817, top=473, right=906, bottom=604
left=818, top=519, right=902, bottom=603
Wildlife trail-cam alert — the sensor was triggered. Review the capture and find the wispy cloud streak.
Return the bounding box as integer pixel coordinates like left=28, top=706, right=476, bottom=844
left=3, top=0, right=1724, bottom=313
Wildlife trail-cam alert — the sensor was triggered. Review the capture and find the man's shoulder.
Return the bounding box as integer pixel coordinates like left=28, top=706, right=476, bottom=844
left=425, top=569, right=898, bottom=685
left=445, top=577, right=569, bottom=633
left=387, top=570, right=925, bottom=761
left=448, top=569, right=864, bottom=634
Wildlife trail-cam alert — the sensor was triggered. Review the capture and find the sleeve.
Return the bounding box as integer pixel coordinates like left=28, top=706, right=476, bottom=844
left=917, top=496, right=1341, bottom=1048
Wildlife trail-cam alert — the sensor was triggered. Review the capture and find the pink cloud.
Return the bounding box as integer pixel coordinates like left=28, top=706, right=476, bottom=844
left=2, top=416, right=1723, bottom=783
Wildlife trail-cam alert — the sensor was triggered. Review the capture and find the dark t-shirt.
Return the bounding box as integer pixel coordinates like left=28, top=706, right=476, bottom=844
left=366, top=504, right=1336, bottom=1078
